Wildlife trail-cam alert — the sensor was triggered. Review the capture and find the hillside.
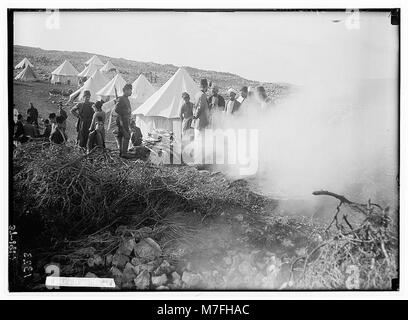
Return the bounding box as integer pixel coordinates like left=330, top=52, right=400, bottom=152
left=13, top=45, right=293, bottom=98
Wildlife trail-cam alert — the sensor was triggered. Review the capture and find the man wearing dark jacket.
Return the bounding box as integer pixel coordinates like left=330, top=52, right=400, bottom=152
left=50, top=116, right=67, bottom=144
left=27, top=102, right=39, bottom=128
left=208, top=85, right=225, bottom=111
left=114, top=83, right=133, bottom=158
left=70, top=90, right=94, bottom=148
left=14, top=114, right=28, bottom=143
left=87, top=117, right=105, bottom=154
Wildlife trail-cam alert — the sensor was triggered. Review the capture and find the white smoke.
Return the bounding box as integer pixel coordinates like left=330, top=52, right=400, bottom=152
left=206, top=78, right=399, bottom=213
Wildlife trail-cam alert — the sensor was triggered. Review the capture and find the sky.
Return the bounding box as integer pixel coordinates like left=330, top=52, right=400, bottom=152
left=14, top=10, right=399, bottom=84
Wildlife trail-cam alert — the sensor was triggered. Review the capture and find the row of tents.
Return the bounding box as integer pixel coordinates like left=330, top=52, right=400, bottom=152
left=14, top=56, right=118, bottom=84
left=15, top=56, right=202, bottom=138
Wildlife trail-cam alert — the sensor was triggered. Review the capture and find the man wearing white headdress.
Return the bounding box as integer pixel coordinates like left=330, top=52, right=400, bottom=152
left=225, top=88, right=241, bottom=115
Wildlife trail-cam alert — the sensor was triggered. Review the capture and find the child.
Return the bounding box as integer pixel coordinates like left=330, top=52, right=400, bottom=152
left=179, top=92, right=194, bottom=133
left=89, top=101, right=106, bottom=137
left=49, top=113, right=57, bottom=132
left=87, top=116, right=105, bottom=154
left=58, top=103, right=68, bottom=133
left=130, top=119, right=143, bottom=148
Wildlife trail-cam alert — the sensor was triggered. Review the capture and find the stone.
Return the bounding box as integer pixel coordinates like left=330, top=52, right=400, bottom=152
left=117, top=238, right=136, bottom=256
left=154, top=260, right=172, bottom=275
left=105, top=254, right=113, bottom=266
left=110, top=266, right=123, bottom=278
left=85, top=272, right=97, bottom=278
left=151, top=274, right=168, bottom=287
left=112, top=253, right=130, bottom=269
left=134, top=227, right=153, bottom=240
left=122, top=281, right=134, bottom=289
left=93, top=254, right=104, bottom=266
left=134, top=238, right=162, bottom=261
left=122, top=263, right=137, bottom=282
left=87, top=257, right=95, bottom=267
left=134, top=270, right=150, bottom=290
left=131, top=257, right=142, bottom=266
left=182, top=271, right=202, bottom=288
left=171, top=271, right=181, bottom=282
left=156, top=285, right=169, bottom=290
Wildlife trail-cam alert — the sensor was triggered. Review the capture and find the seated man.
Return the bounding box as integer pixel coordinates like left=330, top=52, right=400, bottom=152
left=130, top=119, right=143, bottom=148
left=40, top=119, right=52, bottom=139
left=23, top=116, right=40, bottom=138
left=14, top=114, right=29, bottom=144
left=86, top=116, right=105, bottom=154
left=50, top=115, right=68, bottom=144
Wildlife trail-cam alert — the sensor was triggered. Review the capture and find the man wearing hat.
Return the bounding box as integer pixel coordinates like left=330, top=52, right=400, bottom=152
left=71, top=90, right=94, bottom=148
left=114, top=83, right=133, bottom=158
left=192, top=78, right=210, bottom=131
left=225, top=88, right=241, bottom=115
left=208, top=85, right=225, bottom=112
left=191, top=79, right=210, bottom=164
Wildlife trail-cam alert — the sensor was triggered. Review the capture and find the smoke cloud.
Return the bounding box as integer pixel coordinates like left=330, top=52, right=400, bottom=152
left=206, top=78, right=399, bottom=216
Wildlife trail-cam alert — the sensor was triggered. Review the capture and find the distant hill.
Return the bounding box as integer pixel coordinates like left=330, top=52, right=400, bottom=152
left=13, top=45, right=294, bottom=99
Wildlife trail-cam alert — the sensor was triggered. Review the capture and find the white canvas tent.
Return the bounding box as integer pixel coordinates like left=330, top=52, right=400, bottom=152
left=100, top=60, right=117, bottom=73
left=78, top=63, right=102, bottom=79
left=102, top=74, right=156, bottom=113
left=102, top=74, right=156, bottom=129
left=132, top=67, right=200, bottom=136
left=85, top=55, right=104, bottom=67
left=69, top=70, right=109, bottom=102
left=96, top=73, right=127, bottom=101
left=131, top=74, right=156, bottom=105
left=51, top=60, right=79, bottom=84
left=15, top=57, right=33, bottom=69
left=14, top=65, right=38, bottom=82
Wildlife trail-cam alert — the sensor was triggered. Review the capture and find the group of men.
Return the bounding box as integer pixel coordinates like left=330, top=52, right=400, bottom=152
left=69, top=86, right=142, bottom=157
left=179, top=78, right=273, bottom=135
left=13, top=102, right=68, bottom=145
left=13, top=86, right=142, bottom=157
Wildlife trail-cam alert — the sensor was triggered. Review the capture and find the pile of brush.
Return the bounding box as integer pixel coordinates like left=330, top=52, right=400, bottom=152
left=287, top=191, right=398, bottom=290
left=12, top=141, right=273, bottom=245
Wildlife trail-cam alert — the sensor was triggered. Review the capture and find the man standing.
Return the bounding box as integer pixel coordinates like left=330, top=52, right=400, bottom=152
left=192, top=78, right=210, bottom=131
left=27, top=102, right=39, bottom=128
left=58, top=103, right=68, bottom=134
left=225, top=88, right=241, bottom=115
left=70, top=90, right=94, bottom=148
left=208, top=85, right=225, bottom=112
left=192, top=79, right=210, bottom=165
left=114, top=83, right=133, bottom=158
left=179, top=92, right=194, bottom=134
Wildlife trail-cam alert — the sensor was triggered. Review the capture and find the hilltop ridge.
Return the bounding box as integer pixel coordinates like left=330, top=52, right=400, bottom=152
left=14, top=45, right=293, bottom=98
